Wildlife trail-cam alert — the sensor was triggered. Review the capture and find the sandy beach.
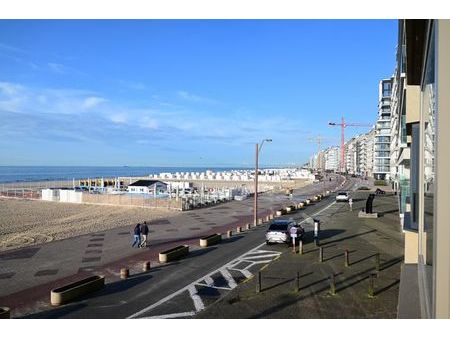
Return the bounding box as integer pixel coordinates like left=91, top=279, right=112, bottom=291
left=0, top=198, right=178, bottom=252
left=0, top=177, right=311, bottom=252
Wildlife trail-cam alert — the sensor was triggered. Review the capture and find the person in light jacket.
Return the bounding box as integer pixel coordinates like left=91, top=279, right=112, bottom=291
left=131, top=223, right=141, bottom=248
left=140, top=221, right=149, bottom=248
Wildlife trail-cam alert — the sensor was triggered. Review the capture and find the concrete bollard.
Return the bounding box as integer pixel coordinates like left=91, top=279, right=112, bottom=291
left=246, top=223, right=251, bottom=230
left=120, top=268, right=129, bottom=279
left=269, top=214, right=274, bottom=220
left=319, top=247, right=323, bottom=262
left=258, top=218, right=263, bottom=225
left=299, top=240, right=303, bottom=255
left=344, top=249, right=349, bottom=267
left=368, top=273, right=376, bottom=298
left=142, top=261, right=151, bottom=272
left=329, top=274, right=336, bottom=295
left=256, top=271, right=262, bottom=293
left=236, top=226, right=242, bottom=233
left=265, top=216, right=270, bottom=222
left=227, top=230, right=233, bottom=238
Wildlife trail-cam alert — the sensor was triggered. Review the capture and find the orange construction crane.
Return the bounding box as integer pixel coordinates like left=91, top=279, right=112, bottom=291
left=328, top=116, right=373, bottom=173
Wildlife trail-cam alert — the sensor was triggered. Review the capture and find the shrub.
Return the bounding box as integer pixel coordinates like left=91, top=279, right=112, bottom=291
left=374, top=180, right=387, bottom=186
left=357, top=186, right=370, bottom=190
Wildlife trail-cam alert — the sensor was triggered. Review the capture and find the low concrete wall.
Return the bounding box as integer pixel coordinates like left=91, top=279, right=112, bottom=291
left=285, top=205, right=296, bottom=213
left=276, top=209, right=286, bottom=216
left=199, top=234, right=222, bottom=247
left=159, top=245, right=189, bottom=263
left=50, top=275, right=105, bottom=306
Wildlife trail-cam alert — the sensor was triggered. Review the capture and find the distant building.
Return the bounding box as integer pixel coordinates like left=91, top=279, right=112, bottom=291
left=127, top=180, right=168, bottom=194
left=324, top=146, right=339, bottom=172
left=373, top=77, right=394, bottom=180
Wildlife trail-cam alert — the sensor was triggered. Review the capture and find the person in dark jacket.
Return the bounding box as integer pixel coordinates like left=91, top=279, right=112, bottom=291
left=140, top=221, right=149, bottom=248
left=131, top=223, right=141, bottom=248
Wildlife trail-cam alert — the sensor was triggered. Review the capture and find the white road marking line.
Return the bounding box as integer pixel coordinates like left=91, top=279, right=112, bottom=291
left=228, top=268, right=253, bottom=279
left=195, top=283, right=232, bottom=291
left=140, top=311, right=196, bottom=319
left=204, top=276, right=214, bottom=286
left=188, top=285, right=205, bottom=312
left=219, top=268, right=238, bottom=289
left=247, top=259, right=273, bottom=264
left=243, top=253, right=281, bottom=260
left=252, top=249, right=282, bottom=254
left=127, top=242, right=267, bottom=319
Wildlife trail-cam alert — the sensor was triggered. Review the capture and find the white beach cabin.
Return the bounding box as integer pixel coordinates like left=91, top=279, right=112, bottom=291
left=127, top=180, right=168, bottom=195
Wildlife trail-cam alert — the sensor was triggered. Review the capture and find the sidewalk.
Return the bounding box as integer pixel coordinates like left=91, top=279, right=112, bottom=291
left=196, top=191, right=403, bottom=319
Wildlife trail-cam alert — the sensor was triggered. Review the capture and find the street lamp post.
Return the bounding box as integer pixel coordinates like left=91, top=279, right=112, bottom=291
left=254, top=139, right=272, bottom=226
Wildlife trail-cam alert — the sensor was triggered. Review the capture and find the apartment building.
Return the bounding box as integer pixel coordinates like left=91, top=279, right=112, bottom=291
left=373, top=77, right=393, bottom=180
left=324, top=146, right=339, bottom=172
left=389, top=25, right=410, bottom=225
left=361, top=128, right=376, bottom=178
left=396, top=19, right=450, bottom=319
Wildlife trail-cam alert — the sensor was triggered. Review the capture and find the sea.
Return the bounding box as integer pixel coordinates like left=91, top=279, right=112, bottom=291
left=0, top=166, right=251, bottom=184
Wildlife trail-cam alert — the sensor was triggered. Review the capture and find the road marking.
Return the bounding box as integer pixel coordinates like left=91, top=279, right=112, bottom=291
left=243, top=253, right=281, bottom=260
left=140, top=311, right=197, bottom=319
left=195, top=283, right=232, bottom=291
left=128, top=199, right=338, bottom=319
left=219, top=268, right=238, bottom=289
left=228, top=268, right=253, bottom=279
left=204, top=276, right=214, bottom=286
left=188, top=285, right=205, bottom=312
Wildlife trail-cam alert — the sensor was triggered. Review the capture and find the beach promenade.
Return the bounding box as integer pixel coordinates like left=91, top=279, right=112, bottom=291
left=0, top=175, right=345, bottom=318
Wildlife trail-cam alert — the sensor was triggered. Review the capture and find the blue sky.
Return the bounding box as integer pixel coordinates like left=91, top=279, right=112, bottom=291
left=0, top=20, right=397, bottom=167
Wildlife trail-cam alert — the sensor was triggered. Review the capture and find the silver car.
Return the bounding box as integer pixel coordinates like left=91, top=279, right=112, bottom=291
left=265, top=220, right=304, bottom=245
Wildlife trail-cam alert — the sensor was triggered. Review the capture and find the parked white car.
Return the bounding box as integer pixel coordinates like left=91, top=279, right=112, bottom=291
left=336, top=191, right=350, bottom=202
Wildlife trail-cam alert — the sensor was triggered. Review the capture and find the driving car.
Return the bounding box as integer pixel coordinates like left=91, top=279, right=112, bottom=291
left=265, top=219, right=304, bottom=245
left=336, top=191, right=350, bottom=202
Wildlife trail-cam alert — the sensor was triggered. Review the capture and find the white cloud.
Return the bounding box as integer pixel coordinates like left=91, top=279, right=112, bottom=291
left=177, top=90, right=218, bottom=104
left=48, top=62, right=67, bottom=74
left=83, top=96, right=107, bottom=109
left=0, top=82, right=24, bottom=96
left=0, top=42, right=25, bottom=53
left=141, top=116, right=159, bottom=130
left=110, top=113, right=128, bottom=124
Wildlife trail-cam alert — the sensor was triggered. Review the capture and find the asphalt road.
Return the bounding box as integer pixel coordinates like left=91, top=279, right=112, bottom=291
left=23, top=175, right=355, bottom=319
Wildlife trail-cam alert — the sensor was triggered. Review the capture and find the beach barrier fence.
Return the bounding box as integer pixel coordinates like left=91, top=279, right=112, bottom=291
left=81, top=193, right=183, bottom=210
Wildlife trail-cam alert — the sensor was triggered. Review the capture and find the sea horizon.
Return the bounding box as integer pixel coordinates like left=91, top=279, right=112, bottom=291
left=0, top=165, right=290, bottom=184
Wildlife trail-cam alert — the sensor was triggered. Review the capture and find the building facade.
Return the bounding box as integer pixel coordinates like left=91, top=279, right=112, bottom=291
left=324, top=146, right=339, bottom=172
left=373, top=77, right=393, bottom=180
left=396, top=19, right=450, bottom=319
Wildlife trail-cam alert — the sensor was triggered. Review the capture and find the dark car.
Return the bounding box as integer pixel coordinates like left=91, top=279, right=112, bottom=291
left=265, top=219, right=304, bottom=245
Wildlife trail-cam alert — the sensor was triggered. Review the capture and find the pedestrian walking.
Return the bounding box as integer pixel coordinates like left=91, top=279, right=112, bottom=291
left=349, top=197, right=353, bottom=211
left=140, top=221, right=149, bottom=248
left=131, top=223, right=141, bottom=248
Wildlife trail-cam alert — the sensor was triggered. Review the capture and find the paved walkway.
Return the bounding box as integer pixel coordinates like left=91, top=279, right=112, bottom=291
left=0, top=175, right=344, bottom=317
left=196, top=191, right=403, bottom=319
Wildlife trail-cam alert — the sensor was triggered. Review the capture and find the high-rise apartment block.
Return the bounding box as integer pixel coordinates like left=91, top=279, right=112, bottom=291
left=373, top=77, right=393, bottom=180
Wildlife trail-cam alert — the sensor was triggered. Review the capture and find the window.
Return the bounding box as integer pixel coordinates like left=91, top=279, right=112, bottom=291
left=383, top=81, right=392, bottom=97
left=421, top=24, right=436, bottom=268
